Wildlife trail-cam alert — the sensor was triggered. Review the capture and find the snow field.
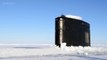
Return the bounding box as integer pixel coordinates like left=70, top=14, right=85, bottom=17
left=0, top=43, right=107, bottom=58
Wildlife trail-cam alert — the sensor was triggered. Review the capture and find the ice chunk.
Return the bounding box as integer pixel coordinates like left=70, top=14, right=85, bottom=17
left=61, top=43, right=66, bottom=48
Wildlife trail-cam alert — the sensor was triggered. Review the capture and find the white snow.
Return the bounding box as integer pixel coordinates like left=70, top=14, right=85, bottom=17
left=0, top=43, right=107, bottom=60
left=65, top=15, right=82, bottom=20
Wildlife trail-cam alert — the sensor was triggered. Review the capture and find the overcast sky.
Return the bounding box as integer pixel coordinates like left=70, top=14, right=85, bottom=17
left=0, top=0, right=107, bottom=44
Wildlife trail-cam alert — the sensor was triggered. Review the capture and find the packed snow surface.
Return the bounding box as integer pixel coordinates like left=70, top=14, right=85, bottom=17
left=0, top=43, right=107, bottom=60
left=65, top=15, right=82, bottom=20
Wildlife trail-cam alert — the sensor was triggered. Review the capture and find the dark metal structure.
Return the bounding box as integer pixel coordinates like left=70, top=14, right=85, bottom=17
left=55, top=15, right=90, bottom=47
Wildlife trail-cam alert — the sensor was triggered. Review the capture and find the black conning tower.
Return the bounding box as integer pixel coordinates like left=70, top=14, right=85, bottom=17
left=55, top=15, right=90, bottom=47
